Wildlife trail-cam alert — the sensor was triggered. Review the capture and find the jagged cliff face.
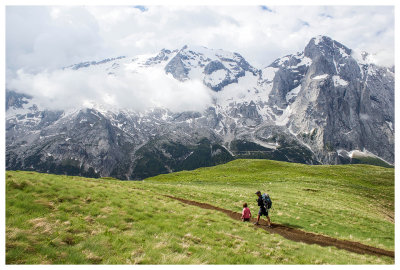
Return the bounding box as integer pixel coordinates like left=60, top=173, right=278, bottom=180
left=278, top=36, right=394, bottom=163
left=6, top=36, right=394, bottom=179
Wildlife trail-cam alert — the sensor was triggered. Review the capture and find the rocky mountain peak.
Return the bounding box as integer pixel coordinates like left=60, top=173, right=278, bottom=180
left=164, top=45, right=259, bottom=91
left=304, top=35, right=352, bottom=60
left=145, top=48, right=177, bottom=65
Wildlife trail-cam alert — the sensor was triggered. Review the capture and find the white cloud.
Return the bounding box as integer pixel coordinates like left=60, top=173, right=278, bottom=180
left=8, top=65, right=213, bottom=112
left=7, top=6, right=394, bottom=74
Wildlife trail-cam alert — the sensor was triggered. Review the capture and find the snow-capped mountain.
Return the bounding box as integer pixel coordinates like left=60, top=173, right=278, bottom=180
left=6, top=36, right=394, bottom=179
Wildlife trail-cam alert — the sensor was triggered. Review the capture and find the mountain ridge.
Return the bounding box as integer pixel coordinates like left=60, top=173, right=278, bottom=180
left=6, top=35, right=394, bottom=179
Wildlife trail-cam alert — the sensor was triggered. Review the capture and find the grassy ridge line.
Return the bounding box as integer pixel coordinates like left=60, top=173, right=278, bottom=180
left=144, top=159, right=394, bottom=250
left=7, top=170, right=393, bottom=264
left=5, top=159, right=394, bottom=264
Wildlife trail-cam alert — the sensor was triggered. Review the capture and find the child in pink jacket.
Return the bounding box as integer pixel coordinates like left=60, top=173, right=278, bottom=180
left=241, top=202, right=251, bottom=222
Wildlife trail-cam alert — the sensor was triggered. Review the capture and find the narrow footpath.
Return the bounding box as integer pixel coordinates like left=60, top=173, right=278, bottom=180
left=166, top=195, right=394, bottom=259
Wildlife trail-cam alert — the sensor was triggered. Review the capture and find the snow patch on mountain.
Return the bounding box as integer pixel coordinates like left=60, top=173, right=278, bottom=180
left=286, top=85, right=302, bottom=102
left=313, top=35, right=324, bottom=45
left=215, top=71, right=270, bottom=108
left=313, top=74, right=329, bottom=80
left=292, top=56, right=312, bottom=68
left=332, top=75, right=348, bottom=87
left=337, top=149, right=392, bottom=165
left=262, top=67, right=278, bottom=82
left=275, top=105, right=293, bottom=126
left=203, top=69, right=231, bottom=88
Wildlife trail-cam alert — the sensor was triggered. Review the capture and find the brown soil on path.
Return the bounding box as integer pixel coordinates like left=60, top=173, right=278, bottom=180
left=166, top=195, right=394, bottom=259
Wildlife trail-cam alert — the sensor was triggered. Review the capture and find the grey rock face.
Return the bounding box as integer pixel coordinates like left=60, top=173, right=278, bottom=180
left=288, top=36, right=394, bottom=164
left=269, top=68, right=302, bottom=108
left=267, top=53, right=310, bottom=109
left=6, top=90, right=32, bottom=110
left=204, top=60, right=226, bottom=74
left=228, top=101, right=262, bottom=127
left=164, top=49, right=190, bottom=81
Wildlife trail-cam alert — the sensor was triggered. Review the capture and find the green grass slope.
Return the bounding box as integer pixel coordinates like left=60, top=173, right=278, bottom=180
left=6, top=159, right=394, bottom=264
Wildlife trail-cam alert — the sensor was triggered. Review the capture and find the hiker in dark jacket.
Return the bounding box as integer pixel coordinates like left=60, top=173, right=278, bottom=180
left=254, top=191, right=271, bottom=227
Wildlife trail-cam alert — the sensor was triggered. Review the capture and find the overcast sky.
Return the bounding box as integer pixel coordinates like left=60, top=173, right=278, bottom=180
left=5, top=5, right=395, bottom=111
left=6, top=5, right=394, bottom=74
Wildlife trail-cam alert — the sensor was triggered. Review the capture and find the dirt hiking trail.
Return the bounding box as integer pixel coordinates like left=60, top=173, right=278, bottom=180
left=166, top=195, right=394, bottom=258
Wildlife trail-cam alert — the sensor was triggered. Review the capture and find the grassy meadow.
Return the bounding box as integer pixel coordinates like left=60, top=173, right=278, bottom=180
left=6, top=159, right=394, bottom=264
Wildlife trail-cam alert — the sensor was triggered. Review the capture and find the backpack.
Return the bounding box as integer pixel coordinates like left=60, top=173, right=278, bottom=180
left=262, top=193, right=272, bottom=209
